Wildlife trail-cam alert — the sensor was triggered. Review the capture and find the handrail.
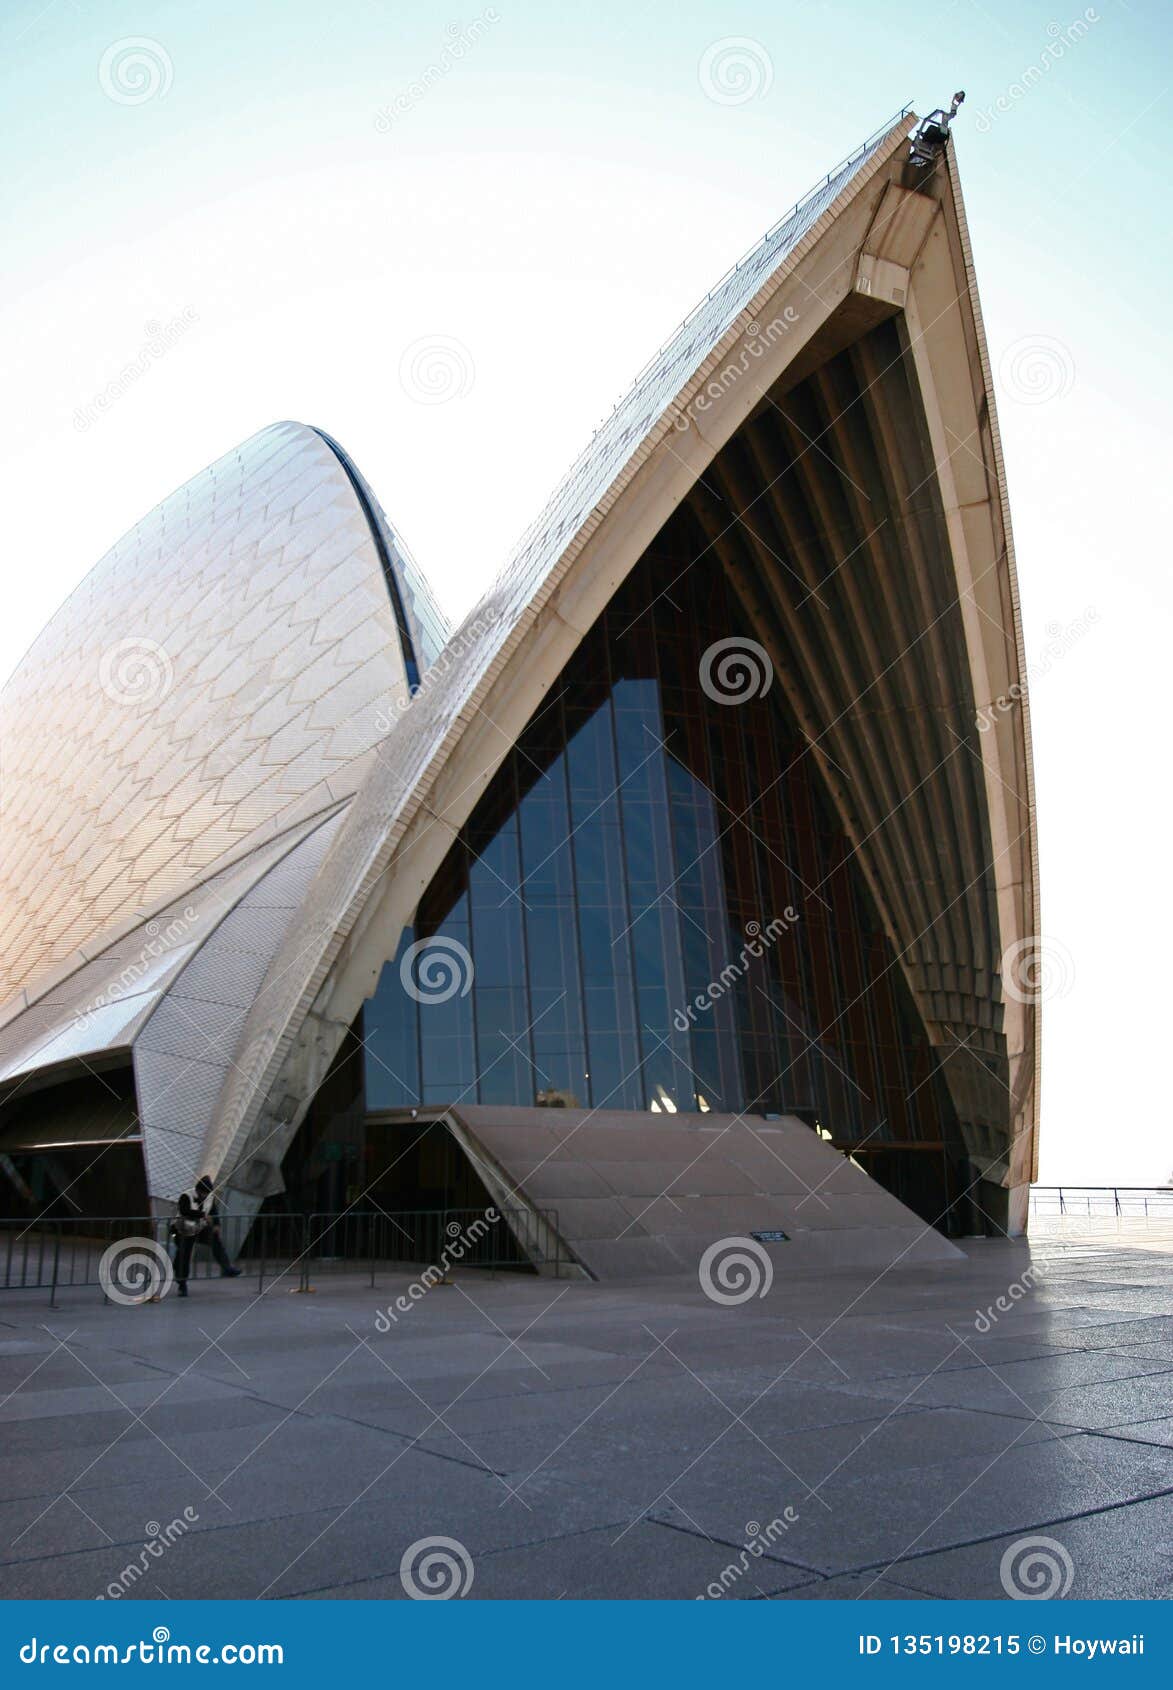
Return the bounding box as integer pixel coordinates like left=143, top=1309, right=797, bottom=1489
left=0, top=1203, right=567, bottom=1306
left=590, top=103, right=916, bottom=429
left=1029, top=1186, right=1173, bottom=1220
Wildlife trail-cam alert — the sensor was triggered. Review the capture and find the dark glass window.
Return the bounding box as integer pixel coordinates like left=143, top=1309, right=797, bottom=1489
left=363, top=505, right=959, bottom=1172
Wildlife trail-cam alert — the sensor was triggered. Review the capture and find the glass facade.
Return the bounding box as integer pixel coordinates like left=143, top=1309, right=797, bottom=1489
left=362, top=541, right=961, bottom=1194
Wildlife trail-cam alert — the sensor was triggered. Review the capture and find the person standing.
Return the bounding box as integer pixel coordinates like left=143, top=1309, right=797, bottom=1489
left=172, top=1175, right=242, bottom=1297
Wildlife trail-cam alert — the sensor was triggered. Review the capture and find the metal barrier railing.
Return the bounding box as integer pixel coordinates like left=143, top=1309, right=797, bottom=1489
left=1029, top=1186, right=1173, bottom=1219
left=0, top=1203, right=566, bottom=1305
left=0, top=1213, right=306, bottom=1306
left=301, top=1206, right=565, bottom=1288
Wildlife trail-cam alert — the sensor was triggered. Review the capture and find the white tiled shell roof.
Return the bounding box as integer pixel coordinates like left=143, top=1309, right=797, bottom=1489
left=0, top=422, right=414, bottom=1011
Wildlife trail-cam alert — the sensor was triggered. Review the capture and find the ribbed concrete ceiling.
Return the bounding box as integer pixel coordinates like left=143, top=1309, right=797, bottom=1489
left=670, top=310, right=1011, bottom=1181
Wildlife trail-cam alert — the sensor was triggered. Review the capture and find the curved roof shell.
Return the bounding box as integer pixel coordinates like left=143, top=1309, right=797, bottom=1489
left=0, top=110, right=1039, bottom=1223
left=0, top=421, right=440, bottom=1019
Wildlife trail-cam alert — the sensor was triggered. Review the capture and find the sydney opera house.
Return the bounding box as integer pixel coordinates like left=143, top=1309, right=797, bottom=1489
left=0, top=108, right=1039, bottom=1272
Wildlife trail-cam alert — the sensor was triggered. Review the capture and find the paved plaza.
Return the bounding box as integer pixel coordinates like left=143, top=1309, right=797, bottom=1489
left=2, top=1233, right=1173, bottom=1601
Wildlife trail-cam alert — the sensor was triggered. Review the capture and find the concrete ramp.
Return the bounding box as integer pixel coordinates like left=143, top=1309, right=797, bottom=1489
left=444, top=1106, right=962, bottom=1279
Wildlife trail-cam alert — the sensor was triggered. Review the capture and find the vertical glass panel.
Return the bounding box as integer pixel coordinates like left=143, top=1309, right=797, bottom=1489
left=363, top=928, right=419, bottom=1110
left=360, top=472, right=962, bottom=1220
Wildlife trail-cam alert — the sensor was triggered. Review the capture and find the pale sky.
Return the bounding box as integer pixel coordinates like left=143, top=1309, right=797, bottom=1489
left=2, top=0, right=1169, bottom=1184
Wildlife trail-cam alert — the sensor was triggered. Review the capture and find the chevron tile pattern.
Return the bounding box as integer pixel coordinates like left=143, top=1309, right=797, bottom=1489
left=0, top=422, right=409, bottom=1011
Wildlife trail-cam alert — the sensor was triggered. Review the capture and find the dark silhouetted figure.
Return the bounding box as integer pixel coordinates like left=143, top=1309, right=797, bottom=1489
left=172, top=1175, right=242, bottom=1297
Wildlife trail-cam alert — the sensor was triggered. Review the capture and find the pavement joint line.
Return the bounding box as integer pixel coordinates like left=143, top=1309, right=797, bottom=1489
left=851, top=1383, right=1152, bottom=1600
left=0, top=1327, right=79, bottom=1413
left=5, top=1238, right=1173, bottom=1595
left=504, top=1330, right=680, bottom=1503
left=1, top=1471, right=609, bottom=1570
left=63, top=1492, right=115, bottom=1545
left=799, top=1340, right=978, bottom=1504
left=196, top=1326, right=251, bottom=1382
left=208, top=1338, right=370, bottom=1495
left=605, top=1247, right=1173, bottom=1550
left=447, top=1282, right=554, bottom=1381
left=795, top=1326, right=851, bottom=1380
left=1084, top=1427, right=1173, bottom=1452
left=834, top=1472, right=1173, bottom=1585
left=343, top=1325, right=529, bottom=1507
left=649, top=1510, right=827, bottom=1579
left=262, top=1518, right=638, bottom=1601
left=658, top=1492, right=721, bottom=1551
left=314, top=1408, right=513, bottom=1478
left=251, top=1284, right=581, bottom=1594
left=7, top=1335, right=233, bottom=1547
left=647, top=1331, right=835, bottom=1514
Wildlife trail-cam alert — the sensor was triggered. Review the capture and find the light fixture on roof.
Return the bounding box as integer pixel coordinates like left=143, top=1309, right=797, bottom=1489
left=909, top=91, right=965, bottom=169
